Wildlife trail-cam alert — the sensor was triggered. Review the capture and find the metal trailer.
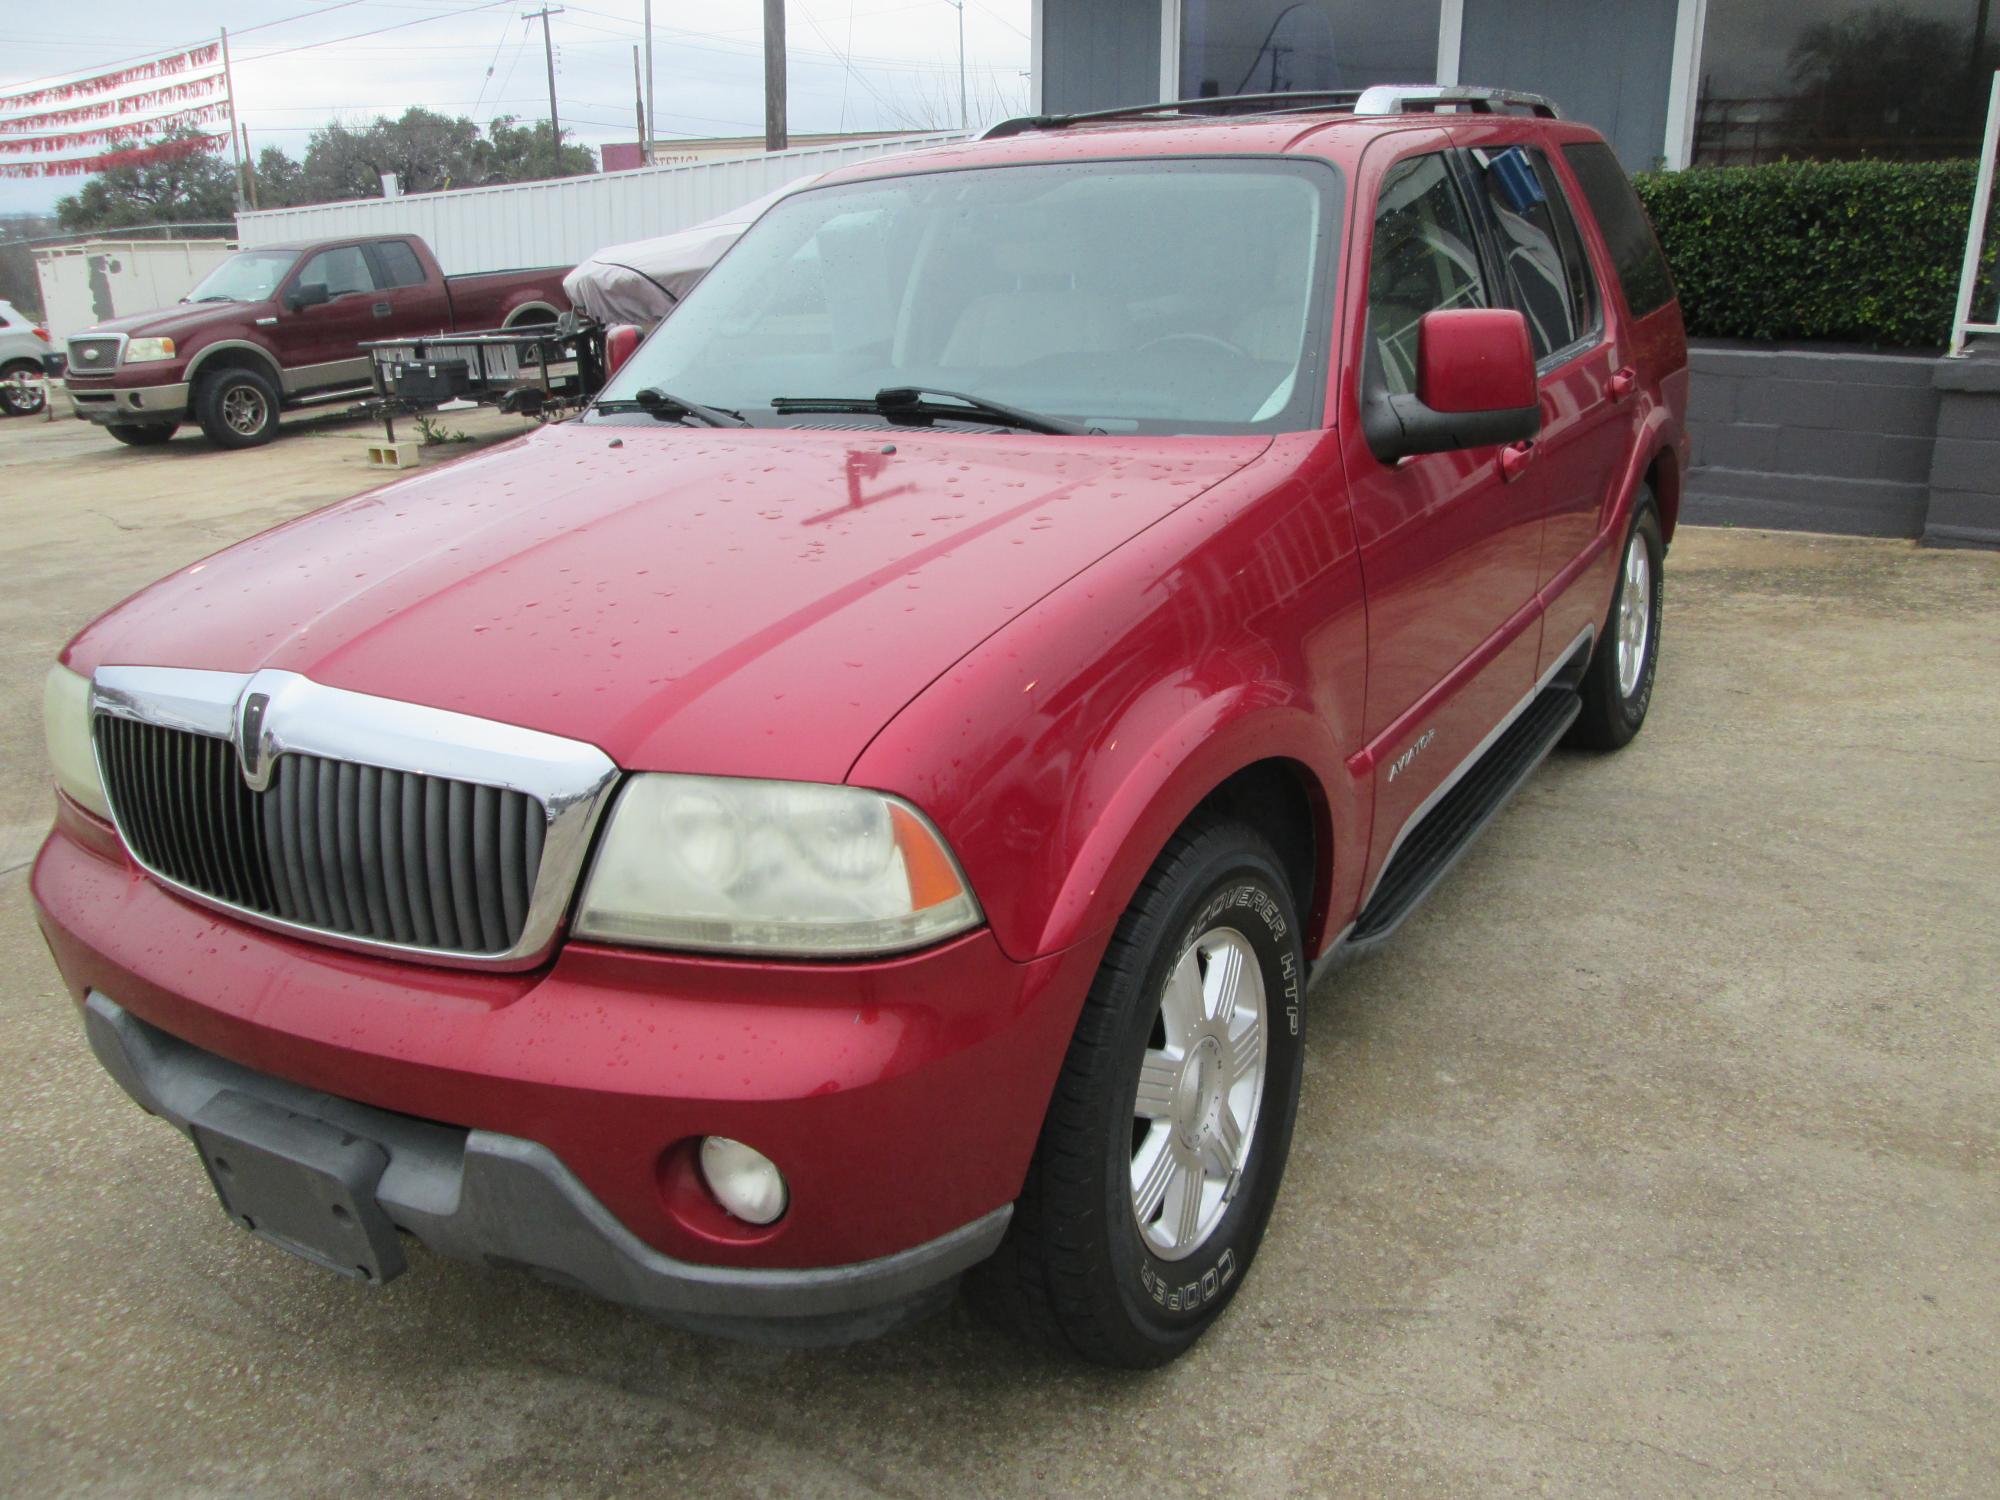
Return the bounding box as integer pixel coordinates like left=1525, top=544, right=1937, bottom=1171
left=359, top=321, right=608, bottom=444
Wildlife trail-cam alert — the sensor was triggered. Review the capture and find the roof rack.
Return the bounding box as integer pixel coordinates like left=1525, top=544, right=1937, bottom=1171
left=1354, top=85, right=1561, bottom=119
left=982, top=84, right=1559, bottom=140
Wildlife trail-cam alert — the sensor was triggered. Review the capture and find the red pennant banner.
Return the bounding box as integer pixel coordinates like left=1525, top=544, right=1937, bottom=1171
left=0, top=131, right=225, bottom=179
left=0, top=44, right=223, bottom=115
left=0, top=74, right=224, bottom=135
left=0, top=102, right=230, bottom=157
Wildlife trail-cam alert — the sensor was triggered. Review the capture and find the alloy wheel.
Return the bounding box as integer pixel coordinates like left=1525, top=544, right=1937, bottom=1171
left=1615, top=533, right=1651, bottom=699
left=1130, top=926, right=1269, bottom=1261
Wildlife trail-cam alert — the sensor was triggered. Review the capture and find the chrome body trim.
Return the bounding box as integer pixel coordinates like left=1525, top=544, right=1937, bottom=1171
left=1357, top=625, right=1593, bottom=916
left=88, top=666, right=621, bottom=971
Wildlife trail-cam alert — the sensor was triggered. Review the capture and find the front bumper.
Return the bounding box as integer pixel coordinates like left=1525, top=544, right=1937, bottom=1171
left=83, top=991, right=1009, bottom=1344
left=33, top=816, right=1103, bottom=1335
left=63, top=377, right=190, bottom=425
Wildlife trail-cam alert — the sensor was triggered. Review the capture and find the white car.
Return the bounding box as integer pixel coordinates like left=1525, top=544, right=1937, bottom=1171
left=0, top=298, right=53, bottom=417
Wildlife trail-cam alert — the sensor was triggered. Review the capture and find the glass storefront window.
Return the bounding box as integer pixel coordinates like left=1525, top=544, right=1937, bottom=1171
left=1695, top=0, right=1998, bottom=163
left=1178, top=1, right=1439, bottom=99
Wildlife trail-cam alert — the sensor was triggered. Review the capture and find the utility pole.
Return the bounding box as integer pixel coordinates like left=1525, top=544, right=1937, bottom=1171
left=643, top=0, right=656, bottom=165
left=764, top=0, right=787, bottom=152
left=219, top=28, right=245, bottom=211
left=631, top=45, right=647, bottom=166
left=950, top=0, right=966, bottom=130
left=240, top=122, right=259, bottom=209
left=523, top=6, right=564, bottom=176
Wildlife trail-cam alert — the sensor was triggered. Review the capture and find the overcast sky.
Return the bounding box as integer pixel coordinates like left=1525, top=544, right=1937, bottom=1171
left=1, top=0, right=1033, bottom=218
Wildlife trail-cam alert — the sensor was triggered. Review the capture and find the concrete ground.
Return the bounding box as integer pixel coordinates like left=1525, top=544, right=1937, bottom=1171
left=0, top=407, right=1994, bottom=1498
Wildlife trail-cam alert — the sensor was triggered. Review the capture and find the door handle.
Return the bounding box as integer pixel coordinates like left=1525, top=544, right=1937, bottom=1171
left=372, top=301, right=393, bottom=318
left=1608, top=366, right=1637, bottom=400
left=1500, top=440, right=1536, bottom=482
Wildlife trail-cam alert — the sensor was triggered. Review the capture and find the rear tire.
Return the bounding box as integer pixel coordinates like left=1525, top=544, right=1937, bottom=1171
left=969, top=814, right=1306, bottom=1368
left=195, top=366, right=280, bottom=449
left=1569, top=493, right=1664, bottom=751
left=0, top=360, right=44, bottom=417
left=107, top=422, right=178, bottom=447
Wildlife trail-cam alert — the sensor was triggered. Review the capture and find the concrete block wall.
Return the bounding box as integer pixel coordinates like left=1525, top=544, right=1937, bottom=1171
left=1926, top=356, right=2000, bottom=550
left=1683, top=345, right=1943, bottom=538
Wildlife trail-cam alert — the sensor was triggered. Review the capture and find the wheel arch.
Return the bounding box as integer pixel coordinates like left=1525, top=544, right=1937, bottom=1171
left=1645, top=443, right=1681, bottom=543
left=185, top=341, right=283, bottom=391
left=1030, top=696, right=1345, bottom=965
left=502, top=300, right=563, bottom=328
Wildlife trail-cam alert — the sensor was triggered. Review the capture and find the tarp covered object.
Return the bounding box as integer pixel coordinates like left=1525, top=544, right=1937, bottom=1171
left=562, top=174, right=821, bottom=326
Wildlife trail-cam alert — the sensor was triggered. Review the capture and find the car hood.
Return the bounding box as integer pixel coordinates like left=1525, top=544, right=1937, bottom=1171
left=70, top=301, right=266, bottom=344
left=67, top=420, right=1272, bottom=781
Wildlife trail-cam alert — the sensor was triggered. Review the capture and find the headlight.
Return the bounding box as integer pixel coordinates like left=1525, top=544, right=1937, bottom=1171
left=123, top=337, right=176, bottom=363
left=43, top=664, right=109, bottom=819
left=574, top=775, right=981, bottom=956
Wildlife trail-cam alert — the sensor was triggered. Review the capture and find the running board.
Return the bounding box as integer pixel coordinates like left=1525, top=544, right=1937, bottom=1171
left=1345, top=682, right=1581, bottom=952
left=288, top=385, right=378, bottom=409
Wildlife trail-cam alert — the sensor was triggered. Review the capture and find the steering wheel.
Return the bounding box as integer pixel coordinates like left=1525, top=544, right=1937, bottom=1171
left=1137, top=332, right=1251, bottom=359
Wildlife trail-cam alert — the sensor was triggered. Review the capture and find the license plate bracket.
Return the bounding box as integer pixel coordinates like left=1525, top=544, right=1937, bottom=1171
left=190, top=1089, right=407, bottom=1284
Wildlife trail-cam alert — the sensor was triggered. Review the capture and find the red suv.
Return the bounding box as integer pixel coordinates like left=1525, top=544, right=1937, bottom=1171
left=35, top=87, right=1686, bottom=1367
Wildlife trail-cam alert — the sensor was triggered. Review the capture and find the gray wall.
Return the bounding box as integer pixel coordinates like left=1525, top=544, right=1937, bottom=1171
left=1459, top=0, right=1678, bottom=171
left=1684, top=346, right=1942, bottom=538
left=1042, top=0, right=1161, bottom=114
left=1926, top=357, right=2000, bottom=550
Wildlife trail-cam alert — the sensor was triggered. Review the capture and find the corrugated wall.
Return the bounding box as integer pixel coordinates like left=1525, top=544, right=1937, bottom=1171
left=234, top=132, right=968, bottom=272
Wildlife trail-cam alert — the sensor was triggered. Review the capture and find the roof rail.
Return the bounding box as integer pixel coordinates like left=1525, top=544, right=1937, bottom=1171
left=983, top=91, right=1366, bottom=140
left=982, top=84, right=1561, bottom=141
left=1354, top=85, right=1561, bottom=119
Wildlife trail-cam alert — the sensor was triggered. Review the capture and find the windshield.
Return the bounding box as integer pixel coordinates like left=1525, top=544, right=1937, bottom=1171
left=594, top=158, right=1341, bottom=434
left=184, top=249, right=298, bottom=304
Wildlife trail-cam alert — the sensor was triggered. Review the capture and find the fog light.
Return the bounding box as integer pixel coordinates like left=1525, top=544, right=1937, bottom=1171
left=698, top=1136, right=788, bottom=1225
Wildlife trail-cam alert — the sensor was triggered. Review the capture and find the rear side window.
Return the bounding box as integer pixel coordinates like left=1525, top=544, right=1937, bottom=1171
left=1561, top=142, right=1675, bottom=319
left=374, top=241, right=427, bottom=289
left=1367, top=153, right=1489, bottom=396
left=1470, top=146, right=1598, bottom=362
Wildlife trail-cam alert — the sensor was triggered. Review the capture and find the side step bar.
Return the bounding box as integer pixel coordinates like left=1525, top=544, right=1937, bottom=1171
left=1338, top=671, right=1588, bottom=961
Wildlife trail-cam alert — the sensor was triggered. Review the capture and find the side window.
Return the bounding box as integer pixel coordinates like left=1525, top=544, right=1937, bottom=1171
left=1367, top=153, right=1488, bottom=397
left=1562, top=140, right=1675, bottom=319
left=374, top=241, right=427, bottom=289
left=295, top=245, right=376, bottom=299
left=1470, top=146, right=1596, bottom=362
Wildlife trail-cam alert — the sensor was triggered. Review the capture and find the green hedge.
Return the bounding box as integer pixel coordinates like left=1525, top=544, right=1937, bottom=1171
left=1633, top=159, right=2000, bottom=350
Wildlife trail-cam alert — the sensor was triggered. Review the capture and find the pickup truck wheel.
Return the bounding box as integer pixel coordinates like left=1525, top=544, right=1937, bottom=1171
left=1, top=360, right=45, bottom=416
left=1569, top=493, right=1664, bottom=750
left=195, top=366, right=280, bottom=449
left=107, top=422, right=178, bottom=447
left=970, top=815, right=1305, bottom=1367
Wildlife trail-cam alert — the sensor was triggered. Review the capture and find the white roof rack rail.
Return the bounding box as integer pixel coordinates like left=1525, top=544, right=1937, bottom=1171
left=1353, top=85, right=1562, bottom=120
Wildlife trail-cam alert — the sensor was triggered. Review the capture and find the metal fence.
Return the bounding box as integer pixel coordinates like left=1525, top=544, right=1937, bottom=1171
left=233, top=132, right=969, bottom=273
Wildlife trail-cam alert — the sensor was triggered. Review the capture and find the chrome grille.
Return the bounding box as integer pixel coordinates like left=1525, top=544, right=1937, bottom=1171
left=94, top=716, right=546, bottom=956
left=66, top=336, right=123, bottom=372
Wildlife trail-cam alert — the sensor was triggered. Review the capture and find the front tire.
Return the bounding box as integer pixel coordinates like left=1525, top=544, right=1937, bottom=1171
left=971, top=815, right=1306, bottom=1367
left=1569, top=494, right=1664, bottom=750
left=0, top=360, right=44, bottom=416
left=194, top=366, right=280, bottom=449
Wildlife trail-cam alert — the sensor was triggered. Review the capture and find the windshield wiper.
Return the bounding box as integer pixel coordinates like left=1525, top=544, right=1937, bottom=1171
left=770, top=386, right=1093, bottom=436
left=189, top=294, right=238, bottom=303
left=595, top=387, right=749, bottom=427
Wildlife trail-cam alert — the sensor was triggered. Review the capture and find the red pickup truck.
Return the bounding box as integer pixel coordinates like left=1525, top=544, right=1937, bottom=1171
left=60, top=234, right=569, bottom=449
left=35, top=88, right=1687, bottom=1366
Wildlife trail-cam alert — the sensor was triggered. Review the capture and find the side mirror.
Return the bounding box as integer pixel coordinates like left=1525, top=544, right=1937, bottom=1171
left=286, top=281, right=331, bottom=312
left=603, top=323, right=643, bottom=379
left=1363, top=308, right=1540, bottom=464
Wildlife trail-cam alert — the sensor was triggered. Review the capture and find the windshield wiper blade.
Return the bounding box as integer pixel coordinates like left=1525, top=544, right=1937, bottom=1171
left=595, top=387, right=748, bottom=427
left=770, top=386, right=1091, bottom=436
